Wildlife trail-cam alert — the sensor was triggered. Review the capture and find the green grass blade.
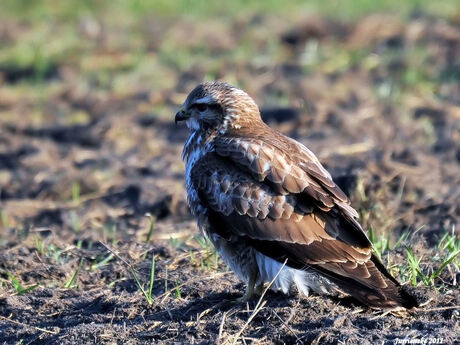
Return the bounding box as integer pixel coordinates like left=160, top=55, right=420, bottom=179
left=405, top=247, right=421, bottom=286
left=18, top=284, right=39, bottom=295
left=145, top=215, right=155, bottom=243
left=148, top=254, right=155, bottom=301
left=72, top=181, right=80, bottom=203
left=130, top=267, right=152, bottom=305
left=430, top=249, right=460, bottom=281
left=7, top=272, right=24, bottom=292
left=6, top=272, right=38, bottom=295
left=64, top=258, right=83, bottom=289
left=174, top=282, right=181, bottom=298
left=92, top=253, right=114, bottom=270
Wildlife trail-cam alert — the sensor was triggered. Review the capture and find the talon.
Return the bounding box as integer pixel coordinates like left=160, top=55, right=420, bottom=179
left=236, top=290, right=254, bottom=303
left=255, top=283, right=264, bottom=295
left=235, top=271, right=259, bottom=303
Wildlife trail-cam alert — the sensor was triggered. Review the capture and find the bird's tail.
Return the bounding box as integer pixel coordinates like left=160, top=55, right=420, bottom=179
left=316, top=254, right=419, bottom=309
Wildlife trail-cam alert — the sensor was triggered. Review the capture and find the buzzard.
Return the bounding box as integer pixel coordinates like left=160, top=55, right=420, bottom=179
left=175, top=81, right=418, bottom=309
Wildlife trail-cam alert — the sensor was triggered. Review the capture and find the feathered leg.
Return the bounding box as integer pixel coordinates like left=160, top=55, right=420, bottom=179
left=236, top=270, right=258, bottom=303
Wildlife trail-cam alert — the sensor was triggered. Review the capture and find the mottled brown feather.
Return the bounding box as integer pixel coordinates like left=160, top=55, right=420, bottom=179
left=214, top=125, right=356, bottom=218
left=181, top=81, right=418, bottom=309
left=191, top=151, right=418, bottom=308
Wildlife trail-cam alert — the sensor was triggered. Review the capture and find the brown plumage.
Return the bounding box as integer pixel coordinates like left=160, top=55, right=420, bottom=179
left=175, top=81, right=418, bottom=309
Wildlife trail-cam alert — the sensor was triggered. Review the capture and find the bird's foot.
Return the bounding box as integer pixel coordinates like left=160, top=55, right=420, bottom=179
left=235, top=292, right=253, bottom=304
left=234, top=282, right=265, bottom=303
left=255, top=283, right=264, bottom=295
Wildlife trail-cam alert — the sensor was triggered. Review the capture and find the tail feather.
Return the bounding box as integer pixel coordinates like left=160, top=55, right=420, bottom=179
left=313, top=254, right=419, bottom=309
left=246, top=236, right=419, bottom=308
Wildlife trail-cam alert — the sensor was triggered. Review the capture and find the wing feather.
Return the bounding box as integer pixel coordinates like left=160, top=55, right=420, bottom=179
left=190, top=150, right=418, bottom=308
left=191, top=153, right=368, bottom=251
left=213, top=128, right=358, bottom=218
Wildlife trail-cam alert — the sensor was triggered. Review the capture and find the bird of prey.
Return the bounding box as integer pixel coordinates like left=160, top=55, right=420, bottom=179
left=175, top=81, right=418, bottom=309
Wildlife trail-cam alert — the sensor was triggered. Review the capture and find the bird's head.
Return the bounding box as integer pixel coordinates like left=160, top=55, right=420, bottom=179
left=175, top=81, right=261, bottom=134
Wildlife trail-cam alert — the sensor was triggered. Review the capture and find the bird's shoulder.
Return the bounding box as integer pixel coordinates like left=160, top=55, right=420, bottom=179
left=210, top=125, right=358, bottom=219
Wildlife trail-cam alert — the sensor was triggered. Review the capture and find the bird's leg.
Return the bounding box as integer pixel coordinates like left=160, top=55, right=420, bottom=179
left=255, top=282, right=264, bottom=295
left=236, top=270, right=258, bottom=303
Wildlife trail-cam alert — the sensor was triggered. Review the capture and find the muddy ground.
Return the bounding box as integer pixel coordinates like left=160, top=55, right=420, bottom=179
left=0, top=4, right=459, bottom=345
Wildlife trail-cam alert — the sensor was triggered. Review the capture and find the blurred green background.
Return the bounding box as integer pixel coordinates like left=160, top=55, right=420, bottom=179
left=0, top=0, right=458, bottom=114
left=2, top=0, right=458, bottom=19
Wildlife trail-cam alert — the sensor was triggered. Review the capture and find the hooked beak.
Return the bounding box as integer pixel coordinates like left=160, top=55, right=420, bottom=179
left=175, top=107, right=189, bottom=124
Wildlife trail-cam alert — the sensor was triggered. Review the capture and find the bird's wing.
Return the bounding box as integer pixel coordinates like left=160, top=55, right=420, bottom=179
left=213, top=130, right=358, bottom=215
left=212, top=129, right=366, bottom=241
left=191, top=151, right=371, bottom=264
left=191, top=148, right=415, bottom=308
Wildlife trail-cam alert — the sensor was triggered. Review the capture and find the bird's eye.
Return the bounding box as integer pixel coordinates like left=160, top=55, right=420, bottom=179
left=195, top=104, right=207, bottom=112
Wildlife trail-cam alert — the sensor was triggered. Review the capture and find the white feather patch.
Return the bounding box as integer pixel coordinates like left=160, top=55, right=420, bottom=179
left=186, top=117, right=200, bottom=130
left=255, top=252, right=335, bottom=296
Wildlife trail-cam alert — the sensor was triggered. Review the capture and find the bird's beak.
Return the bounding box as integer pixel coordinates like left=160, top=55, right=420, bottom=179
left=175, top=107, right=189, bottom=124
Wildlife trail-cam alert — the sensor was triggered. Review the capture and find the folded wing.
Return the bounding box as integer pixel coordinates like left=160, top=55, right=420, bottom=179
left=191, top=135, right=417, bottom=308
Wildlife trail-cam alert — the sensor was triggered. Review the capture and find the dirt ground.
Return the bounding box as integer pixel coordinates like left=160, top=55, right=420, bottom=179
left=0, top=5, right=459, bottom=345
